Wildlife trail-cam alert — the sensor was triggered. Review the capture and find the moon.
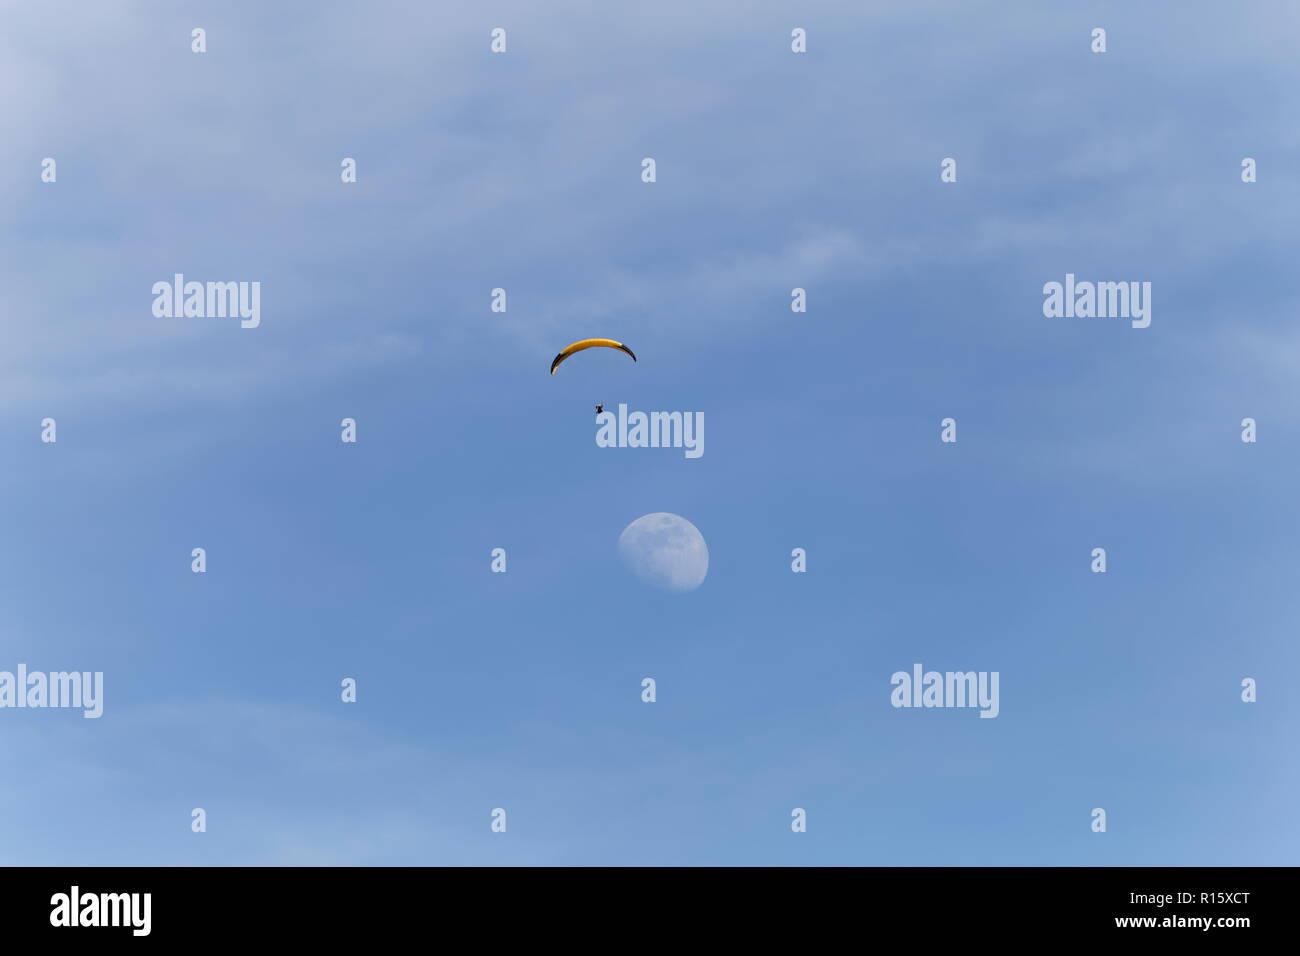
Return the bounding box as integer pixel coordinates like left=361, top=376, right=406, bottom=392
left=618, top=513, right=709, bottom=593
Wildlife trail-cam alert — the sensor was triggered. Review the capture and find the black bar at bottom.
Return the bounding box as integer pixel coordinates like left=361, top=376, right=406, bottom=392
left=0, top=866, right=1281, bottom=942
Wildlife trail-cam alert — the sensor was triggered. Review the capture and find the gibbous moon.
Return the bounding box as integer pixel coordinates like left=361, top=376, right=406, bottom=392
left=618, top=513, right=709, bottom=593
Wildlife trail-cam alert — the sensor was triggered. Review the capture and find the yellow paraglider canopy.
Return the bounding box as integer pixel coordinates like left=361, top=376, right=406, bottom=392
left=549, top=338, right=637, bottom=374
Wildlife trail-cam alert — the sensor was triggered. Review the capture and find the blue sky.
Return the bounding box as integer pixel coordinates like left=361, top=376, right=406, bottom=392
left=1, top=0, right=1297, bottom=865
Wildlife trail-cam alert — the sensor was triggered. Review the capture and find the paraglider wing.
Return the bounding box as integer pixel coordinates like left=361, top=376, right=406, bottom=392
left=550, top=338, right=637, bottom=374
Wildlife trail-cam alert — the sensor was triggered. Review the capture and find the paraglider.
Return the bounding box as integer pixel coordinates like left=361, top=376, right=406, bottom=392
left=549, top=338, right=636, bottom=375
